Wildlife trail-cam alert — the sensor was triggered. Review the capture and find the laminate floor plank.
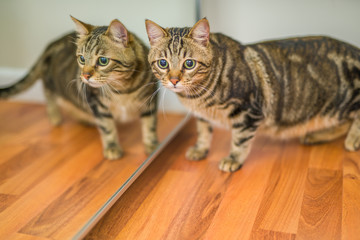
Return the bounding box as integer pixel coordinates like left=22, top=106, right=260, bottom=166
left=296, top=169, right=342, bottom=240
left=342, top=152, right=360, bottom=240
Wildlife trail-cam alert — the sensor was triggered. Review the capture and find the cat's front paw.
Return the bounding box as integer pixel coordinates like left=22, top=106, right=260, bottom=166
left=345, top=134, right=360, bottom=151
left=218, top=156, right=243, bottom=172
left=186, top=146, right=208, bottom=161
left=48, top=111, right=62, bottom=126
left=145, top=141, right=159, bottom=155
left=103, top=144, right=123, bottom=160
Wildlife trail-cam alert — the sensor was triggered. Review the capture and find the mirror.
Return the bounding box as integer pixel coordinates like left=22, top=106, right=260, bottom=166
left=0, top=0, right=195, bottom=239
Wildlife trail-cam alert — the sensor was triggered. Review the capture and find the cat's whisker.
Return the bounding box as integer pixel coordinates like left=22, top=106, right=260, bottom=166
left=143, top=81, right=159, bottom=88
left=140, top=85, right=161, bottom=110
left=107, top=82, right=120, bottom=95
left=106, top=83, right=121, bottom=99
left=161, top=87, right=168, bottom=120
left=66, top=78, right=80, bottom=92
left=106, top=77, right=126, bottom=89
left=103, top=84, right=114, bottom=99
left=198, top=82, right=215, bottom=96
left=183, top=87, right=203, bottom=119
left=186, top=85, right=202, bottom=99
left=99, top=85, right=105, bottom=99
left=66, top=77, right=87, bottom=107
left=135, top=81, right=159, bottom=95
left=78, top=81, right=90, bottom=109
left=187, top=82, right=213, bottom=98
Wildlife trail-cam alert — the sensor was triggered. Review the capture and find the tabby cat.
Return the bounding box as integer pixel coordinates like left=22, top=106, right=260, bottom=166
left=0, top=16, right=158, bottom=159
left=145, top=18, right=360, bottom=172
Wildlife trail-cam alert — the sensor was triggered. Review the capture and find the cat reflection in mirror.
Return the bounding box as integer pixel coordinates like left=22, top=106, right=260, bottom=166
left=146, top=18, right=360, bottom=172
left=0, top=16, right=159, bottom=159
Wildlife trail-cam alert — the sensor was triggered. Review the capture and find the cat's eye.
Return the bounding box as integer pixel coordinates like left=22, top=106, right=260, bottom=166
left=183, top=59, right=196, bottom=70
left=78, top=55, right=85, bottom=65
left=98, top=57, right=109, bottom=66
left=157, top=59, right=169, bottom=69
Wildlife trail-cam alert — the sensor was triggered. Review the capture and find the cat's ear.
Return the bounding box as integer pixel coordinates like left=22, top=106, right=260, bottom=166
left=106, top=19, right=129, bottom=47
left=145, top=20, right=167, bottom=46
left=189, top=18, right=210, bottom=47
left=70, top=16, right=93, bottom=36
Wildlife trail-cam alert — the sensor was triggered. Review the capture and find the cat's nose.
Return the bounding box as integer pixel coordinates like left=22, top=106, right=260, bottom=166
left=170, top=77, right=180, bottom=86
left=83, top=73, right=92, bottom=80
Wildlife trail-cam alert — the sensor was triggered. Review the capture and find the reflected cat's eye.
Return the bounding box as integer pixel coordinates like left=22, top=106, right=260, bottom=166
left=98, top=57, right=109, bottom=66
left=78, top=55, right=85, bottom=65
left=157, top=59, right=169, bottom=69
left=183, top=59, right=196, bottom=69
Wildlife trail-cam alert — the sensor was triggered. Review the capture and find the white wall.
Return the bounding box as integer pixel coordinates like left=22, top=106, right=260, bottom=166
left=0, top=0, right=194, bottom=112
left=201, top=0, right=360, bottom=47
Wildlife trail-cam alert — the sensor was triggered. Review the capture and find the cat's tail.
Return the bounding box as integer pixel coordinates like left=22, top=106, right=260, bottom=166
left=0, top=51, right=48, bottom=99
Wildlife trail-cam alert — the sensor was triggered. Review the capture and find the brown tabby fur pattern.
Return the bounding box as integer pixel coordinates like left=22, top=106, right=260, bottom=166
left=0, top=17, right=158, bottom=159
left=146, top=18, right=360, bottom=172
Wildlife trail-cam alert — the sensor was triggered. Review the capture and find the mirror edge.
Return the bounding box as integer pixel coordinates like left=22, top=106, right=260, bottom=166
left=73, top=114, right=191, bottom=240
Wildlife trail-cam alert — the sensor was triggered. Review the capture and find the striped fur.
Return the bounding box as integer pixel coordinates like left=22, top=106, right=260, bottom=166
left=146, top=18, right=360, bottom=172
left=0, top=17, right=159, bottom=159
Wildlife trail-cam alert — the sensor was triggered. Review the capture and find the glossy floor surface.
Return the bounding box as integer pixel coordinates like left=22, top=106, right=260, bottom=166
left=85, top=118, right=360, bottom=240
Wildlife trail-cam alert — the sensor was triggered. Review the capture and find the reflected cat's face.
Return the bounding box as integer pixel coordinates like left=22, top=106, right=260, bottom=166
left=71, top=17, right=137, bottom=89
left=145, top=19, right=213, bottom=95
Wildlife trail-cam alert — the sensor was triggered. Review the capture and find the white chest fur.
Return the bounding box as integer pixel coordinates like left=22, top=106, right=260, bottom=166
left=104, top=92, right=142, bottom=123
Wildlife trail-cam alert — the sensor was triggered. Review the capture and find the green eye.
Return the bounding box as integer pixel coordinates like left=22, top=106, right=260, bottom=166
left=78, top=55, right=85, bottom=65
left=184, top=59, right=196, bottom=69
left=157, top=59, right=169, bottom=69
left=98, top=57, right=109, bottom=66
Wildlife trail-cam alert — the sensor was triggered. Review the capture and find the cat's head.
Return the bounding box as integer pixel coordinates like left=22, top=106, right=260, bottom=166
left=71, top=16, right=137, bottom=88
left=145, top=18, right=212, bottom=94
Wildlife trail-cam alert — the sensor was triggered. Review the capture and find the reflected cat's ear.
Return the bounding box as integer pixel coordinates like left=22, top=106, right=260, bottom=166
left=145, top=20, right=167, bottom=46
left=106, top=19, right=129, bottom=47
left=189, top=18, right=210, bottom=47
left=70, top=15, right=93, bottom=36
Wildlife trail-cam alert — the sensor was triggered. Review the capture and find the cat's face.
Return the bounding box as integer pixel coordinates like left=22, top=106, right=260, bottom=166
left=71, top=17, right=136, bottom=89
left=146, top=19, right=212, bottom=94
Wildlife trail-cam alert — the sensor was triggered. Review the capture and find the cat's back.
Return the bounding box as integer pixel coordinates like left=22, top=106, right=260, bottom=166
left=209, top=33, right=245, bottom=53
left=210, top=33, right=360, bottom=61
left=254, top=35, right=357, bottom=48
left=43, top=32, right=77, bottom=58
left=39, top=31, right=78, bottom=81
left=248, top=36, right=360, bottom=61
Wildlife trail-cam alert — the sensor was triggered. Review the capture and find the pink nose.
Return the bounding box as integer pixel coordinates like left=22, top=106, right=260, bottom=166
left=170, top=78, right=179, bottom=86
left=83, top=73, right=91, bottom=80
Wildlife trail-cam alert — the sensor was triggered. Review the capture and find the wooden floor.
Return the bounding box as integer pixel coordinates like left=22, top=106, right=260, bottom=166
left=0, top=101, right=184, bottom=240
left=85, top=118, right=360, bottom=240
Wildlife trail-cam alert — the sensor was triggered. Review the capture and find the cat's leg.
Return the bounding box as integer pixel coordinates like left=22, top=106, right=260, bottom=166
left=300, top=121, right=351, bottom=145
left=140, top=112, right=159, bottom=155
left=186, top=118, right=213, bottom=161
left=88, top=93, right=123, bottom=160
left=219, top=113, right=261, bottom=172
left=219, top=128, right=257, bottom=172
left=96, top=117, right=123, bottom=159
left=345, top=114, right=360, bottom=151
left=43, top=88, right=62, bottom=126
